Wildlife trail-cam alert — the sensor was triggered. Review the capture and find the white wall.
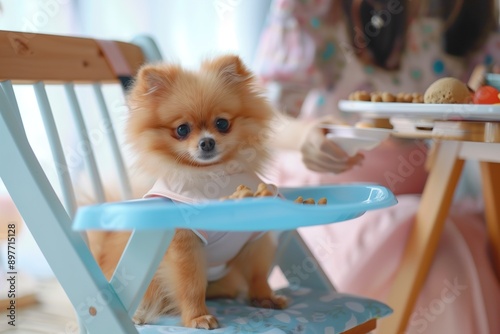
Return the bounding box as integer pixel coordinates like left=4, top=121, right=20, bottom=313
left=0, top=0, right=272, bottom=68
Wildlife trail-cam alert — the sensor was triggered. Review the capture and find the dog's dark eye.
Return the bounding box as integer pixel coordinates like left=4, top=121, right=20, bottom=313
left=176, top=124, right=190, bottom=138
left=215, top=118, right=230, bottom=133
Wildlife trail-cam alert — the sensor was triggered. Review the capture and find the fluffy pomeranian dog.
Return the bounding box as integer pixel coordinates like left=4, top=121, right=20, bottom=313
left=89, top=55, right=287, bottom=329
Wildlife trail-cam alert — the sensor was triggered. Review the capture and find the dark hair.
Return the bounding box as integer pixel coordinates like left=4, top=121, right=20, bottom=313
left=342, top=0, right=409, bottom=70
left=342, top=0, right=497, bottom=69
left=437, top=0, right=497, bottom=57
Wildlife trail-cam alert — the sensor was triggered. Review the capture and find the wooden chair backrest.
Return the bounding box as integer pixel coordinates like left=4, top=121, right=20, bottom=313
left=0, top=30, right=145, bottom=82
left=0, top=30, right=148, bottom=217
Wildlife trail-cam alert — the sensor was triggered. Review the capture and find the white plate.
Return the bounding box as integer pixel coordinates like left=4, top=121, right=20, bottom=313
left=338, top=100, right=500, bottom=121
left=322, top=125, right=392, bottom=156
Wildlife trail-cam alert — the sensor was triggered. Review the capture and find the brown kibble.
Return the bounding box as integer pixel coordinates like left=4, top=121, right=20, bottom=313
left=237, top=189, right=254, bottom=198
left=396, top=92, right=406, bottom=102
left=257, top=190, right=273, bottom=197
left=403, top=93, right=413, bottom=103
left=382, top=92, right=396, bottom=102
left=358, top=91, right=371, bottom=101
left=412, top=96, right=424, bottom=103
left=371, top=93, right=383, bottom=102
left=303, top=198, right=315, bottom=205
left=223, top=185, right=254, bottom=199
left=350, top=90, right=371, bottom=101
left=236, top=185, right=251, bottom=192
left=221, top=183, right=278, bottom=200
left=254, top=183, right=271, bottom=197
left=317, top=197, right=327, bottom=205
left=411, top=93, right=424, bottom=103
left=294, top=196, right=304, bottom=203
left=256, top=183, right=267, bottom=192
left=346, top=91, right=424, bottom=103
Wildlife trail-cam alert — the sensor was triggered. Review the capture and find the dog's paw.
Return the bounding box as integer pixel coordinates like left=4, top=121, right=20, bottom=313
left=251, top=294, right=288, bottom=309
left=187, top=315, right=219, bottom=329
left=133, top=312, right=156, bottom=325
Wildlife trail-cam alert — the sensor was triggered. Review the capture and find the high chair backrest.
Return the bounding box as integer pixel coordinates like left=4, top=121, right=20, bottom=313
left=1, top=31, right=148, bottom=214
left=0, top=30, right=156, bottom=332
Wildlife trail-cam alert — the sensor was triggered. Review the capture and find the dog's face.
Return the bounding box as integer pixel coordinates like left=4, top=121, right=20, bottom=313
left=126, top=55, right=273, bottom=176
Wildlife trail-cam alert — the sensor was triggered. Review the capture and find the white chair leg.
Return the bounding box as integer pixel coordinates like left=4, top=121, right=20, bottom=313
left=275, top=230, right=335, bottom=292
left=111, top=230, right=175, bottom=316
left=0, top=91, right=138, bottom=333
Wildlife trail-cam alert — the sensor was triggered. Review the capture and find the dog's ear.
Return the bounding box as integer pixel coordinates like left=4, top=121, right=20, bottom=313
left=202, top=55, right=253, bottom=85
left=133, top=64, right=179, bottom=96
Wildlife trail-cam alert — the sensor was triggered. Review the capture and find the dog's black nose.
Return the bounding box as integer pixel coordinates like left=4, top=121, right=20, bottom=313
left=199, top=137, right=215, bottom=152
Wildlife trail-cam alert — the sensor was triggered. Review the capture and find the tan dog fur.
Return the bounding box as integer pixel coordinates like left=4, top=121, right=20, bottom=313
left=88, top=55, right=286, bottom=329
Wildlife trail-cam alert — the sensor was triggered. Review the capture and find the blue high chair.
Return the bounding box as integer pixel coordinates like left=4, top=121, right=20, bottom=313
left=0, top=30, right=395, bottom=333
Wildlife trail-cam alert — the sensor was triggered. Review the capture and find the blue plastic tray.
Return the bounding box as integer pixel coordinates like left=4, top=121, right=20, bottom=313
left=72, top=184, right=397, bottom=231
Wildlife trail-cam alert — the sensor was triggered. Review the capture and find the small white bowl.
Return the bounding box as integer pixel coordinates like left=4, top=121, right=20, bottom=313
left=322, top=125, right=392, bottom=156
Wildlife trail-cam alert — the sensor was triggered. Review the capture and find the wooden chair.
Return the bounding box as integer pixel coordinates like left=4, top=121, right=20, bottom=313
left=0, top=30, right=395, bottom=333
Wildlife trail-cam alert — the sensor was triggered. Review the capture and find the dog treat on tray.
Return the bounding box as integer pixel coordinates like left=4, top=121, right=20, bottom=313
left=396, top=92, right=412, bottom=103
left=424, top=77, right=472, bottom=104
left=317, top=197, right=328, bottom=205
left=254, top=183, right=274, bottom=197
left=234, top=185, right=255, bottom=198
left=381, top=92, right=396, bottom=102
left=412, top=93, right=425, bottom=103
left=294, top=196, right=304, bottom=203
left=303, top=198, right=316, bottom=205
left=370, top=91, right=394, bottom=102
left=348, top=90, right=371, bottom=101
left=221, top=184, right=327, bottom=205
left=349, top=90, right=423, bottom=103
left=221, top=183, right=274, bottom=200
left=370, top=93, right=383, bottom=102
left=294, top=196, right=328, bottom=205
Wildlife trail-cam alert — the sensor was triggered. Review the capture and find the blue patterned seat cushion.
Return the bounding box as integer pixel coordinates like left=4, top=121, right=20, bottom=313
left=137, top=287, right=392, bottom=333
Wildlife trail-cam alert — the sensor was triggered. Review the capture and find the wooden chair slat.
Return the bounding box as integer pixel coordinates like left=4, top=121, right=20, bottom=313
left=0, top=30, right=145, bottom=83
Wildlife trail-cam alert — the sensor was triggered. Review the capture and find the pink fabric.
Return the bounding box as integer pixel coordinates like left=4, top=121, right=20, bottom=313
left=265, top=148, right=500, bottom=333
left=297, top=197, right=500, bottom=334
left=266, top=138, right=428, bottom=196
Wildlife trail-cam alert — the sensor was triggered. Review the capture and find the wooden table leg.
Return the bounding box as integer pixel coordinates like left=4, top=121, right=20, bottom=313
left=480, top=161, right=500, bottom=282
left=379, top=141, right=465, bottom=334
left=342, top=318, right=376, bottom=334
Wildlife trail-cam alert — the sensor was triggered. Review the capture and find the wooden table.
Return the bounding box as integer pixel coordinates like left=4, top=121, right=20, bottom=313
left=338, top=99, right=500, bottom=332
left=377, top=120, right=500, bottom=333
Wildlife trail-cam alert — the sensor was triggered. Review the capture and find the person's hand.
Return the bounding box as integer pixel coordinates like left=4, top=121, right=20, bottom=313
left=300, top=120, right=364, bottom=173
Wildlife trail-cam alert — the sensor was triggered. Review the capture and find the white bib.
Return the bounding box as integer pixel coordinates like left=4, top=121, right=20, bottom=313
left=144, top=167, right=277, bottom=281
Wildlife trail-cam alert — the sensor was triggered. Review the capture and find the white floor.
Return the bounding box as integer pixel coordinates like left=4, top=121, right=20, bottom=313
left=0, top=222, right=76, bottom=333
left=0, top=277, right=76, bottom=333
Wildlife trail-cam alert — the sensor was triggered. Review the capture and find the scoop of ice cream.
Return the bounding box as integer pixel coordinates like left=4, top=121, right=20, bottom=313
left=424, top=77, right=472, bottom=104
